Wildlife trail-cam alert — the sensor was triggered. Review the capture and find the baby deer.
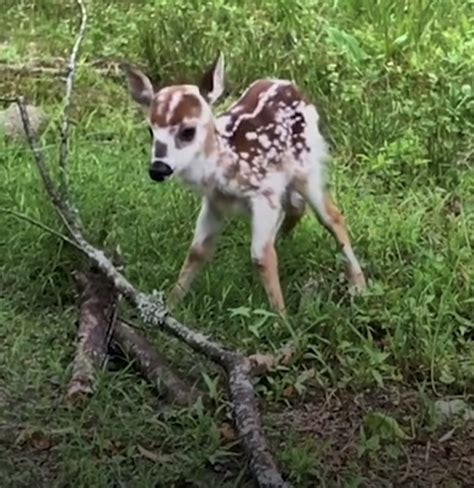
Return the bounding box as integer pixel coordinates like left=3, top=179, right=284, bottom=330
left=122, top=53, right=366, bottom=314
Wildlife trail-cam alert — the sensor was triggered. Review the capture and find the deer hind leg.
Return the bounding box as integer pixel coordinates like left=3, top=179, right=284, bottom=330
left=251, top=196, right=286, bottom=315
left=281, top=190, right=306, bottom=236
left=301, top=171, right=367, bottom=293
left=168, top=198, right=222, bottom=308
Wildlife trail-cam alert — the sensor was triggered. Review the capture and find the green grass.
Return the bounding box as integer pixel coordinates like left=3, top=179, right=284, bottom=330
left=1, top=0, right=473, bottom=486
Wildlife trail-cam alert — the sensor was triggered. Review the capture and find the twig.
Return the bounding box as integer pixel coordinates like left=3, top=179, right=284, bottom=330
left=0, top=61, right=120, bottom=78
left=58, top=0, right=87, bottom=199
left=12, top=129, right=288, bottom=485
left=398, top=445, right=412, bottom=484
left=4, top=204, right=284, bottom=478
left=0, top=65, right=67, bottom=77
left=11, top=1, right=289, bottom=485
left=0, top=207, right=82, bottom=251
left=15, top=96, right=80, bottom=234
left=0, top=97, right=18, bottom=104
left=15, top=104, right=288, bottom=488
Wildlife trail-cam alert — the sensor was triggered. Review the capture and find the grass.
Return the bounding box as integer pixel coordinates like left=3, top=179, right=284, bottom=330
left=1, top=0, right=473, bottom=486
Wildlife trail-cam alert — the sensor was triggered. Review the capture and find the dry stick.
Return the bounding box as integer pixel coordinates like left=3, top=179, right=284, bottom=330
left=15, top=97, right=83, bottom=238
left=11, top=3, right=289, bottom=485
left=67, top=268, right=118, bottom=401
left=0, top=207, right=81, bottom=252
left=15, top=99, right=289, bottom=488
left=0, top=62, right=120, bottom=78
left=0, top=214, right=196, bottom=406
left=0, top=65, right=67, bottom=77
left=0, top=97, right=18, bottom=104
left=58, top=0, right=87, bottom=199
left=0, top=206, right=200, bottom=404
left=113, top=319, right=199, bottom=406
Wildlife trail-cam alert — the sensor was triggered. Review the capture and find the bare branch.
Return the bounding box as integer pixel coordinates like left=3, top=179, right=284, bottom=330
left=0, top=60, right=121, bottom=78
left=67, top=267, right=118, bottom=401
left=13, top=102, right=289, bottom=484
left=113, top=319, right=200, bottom=406
left=0, top=97, right=18, bottom=104
left=15, top=96, right=81, bottom=234
left=10, top=0, right=289, bottom=484
left=0, top=207, right=82, bottom=251
left=228, top=360, right=287, bottom=487
left=58, top=0, right=87, bottom=198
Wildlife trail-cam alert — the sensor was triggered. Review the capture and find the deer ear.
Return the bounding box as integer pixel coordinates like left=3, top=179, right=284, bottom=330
left=199, top=52, right=225, bottom=105
left=121, top=63, right=154, bottom=108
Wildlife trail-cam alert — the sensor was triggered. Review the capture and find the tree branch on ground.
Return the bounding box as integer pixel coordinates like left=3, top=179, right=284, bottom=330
left=0, top=60, right=122, bottom=79
left=5, top=1, right=290, bottom=486
left=67, top=267, right=119, bottom=401
left=113, top=319, right=200, bottom=406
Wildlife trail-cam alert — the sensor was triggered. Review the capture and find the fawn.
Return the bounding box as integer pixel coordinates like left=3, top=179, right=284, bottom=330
left=122, top=53, right=366, bottom=315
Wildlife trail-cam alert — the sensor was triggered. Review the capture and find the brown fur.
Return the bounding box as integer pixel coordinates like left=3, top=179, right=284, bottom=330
left=323, top=194, right=350, bottom=247
left=168, top=237, right=215, bottom=307
left=150, top=89, right=202, bottom=127
left=223, top=81, right=309, bottom=171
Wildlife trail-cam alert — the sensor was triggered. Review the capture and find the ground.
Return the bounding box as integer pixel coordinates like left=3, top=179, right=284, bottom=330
left=0, top=1, right=473, bottom=486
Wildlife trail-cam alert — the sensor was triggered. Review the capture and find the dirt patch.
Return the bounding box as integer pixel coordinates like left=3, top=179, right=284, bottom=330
left=268, top=387, right=474, bottom=487
left=2, top=385, right=473, bottom=487
left=0, top=425, right=59, bottom=488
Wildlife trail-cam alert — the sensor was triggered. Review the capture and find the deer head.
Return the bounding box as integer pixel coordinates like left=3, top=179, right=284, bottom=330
left=122, top=53, right=225, bottom=184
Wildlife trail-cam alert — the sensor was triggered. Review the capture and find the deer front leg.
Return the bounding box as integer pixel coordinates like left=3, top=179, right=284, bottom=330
left=251, top=196, right=286, bottom=315
left=168, top=198, right=223, bottom=308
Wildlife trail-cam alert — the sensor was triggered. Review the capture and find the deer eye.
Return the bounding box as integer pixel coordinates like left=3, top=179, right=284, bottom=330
left=178, top=126, right=196, bottom=142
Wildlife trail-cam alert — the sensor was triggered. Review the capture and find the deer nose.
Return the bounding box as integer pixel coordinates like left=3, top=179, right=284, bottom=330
left=149, top=160, right=173, bottom=182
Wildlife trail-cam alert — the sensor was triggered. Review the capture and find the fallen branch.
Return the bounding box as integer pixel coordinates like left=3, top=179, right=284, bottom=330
left=67, top=264, right=198, bottom=406
left=0, top=60, right=122, bottom=79
left=113, top=319, right=200, bottom=406
left=17, top=110, right=289, bottom=486
left=8, top=1, right=289, bottom=485
left=0, top=207, right=81, bottom=252
left=0, top=64, right=67, bottom=77
left=67, top=267, right=118, bottom=401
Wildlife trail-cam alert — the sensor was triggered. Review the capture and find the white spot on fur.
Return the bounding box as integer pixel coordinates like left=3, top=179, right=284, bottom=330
left=267, top=147, right=278, bottom=160
left=258, top=134, right=271, bottom=149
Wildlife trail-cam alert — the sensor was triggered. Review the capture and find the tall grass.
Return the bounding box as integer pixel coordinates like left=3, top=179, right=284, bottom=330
left=0, top=0, right=473, bottom=408
left=1, top=1, right=473, bottom=485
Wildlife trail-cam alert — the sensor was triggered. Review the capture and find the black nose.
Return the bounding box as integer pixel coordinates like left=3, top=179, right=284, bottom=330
left=149, top=160, right=173, bottom=182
